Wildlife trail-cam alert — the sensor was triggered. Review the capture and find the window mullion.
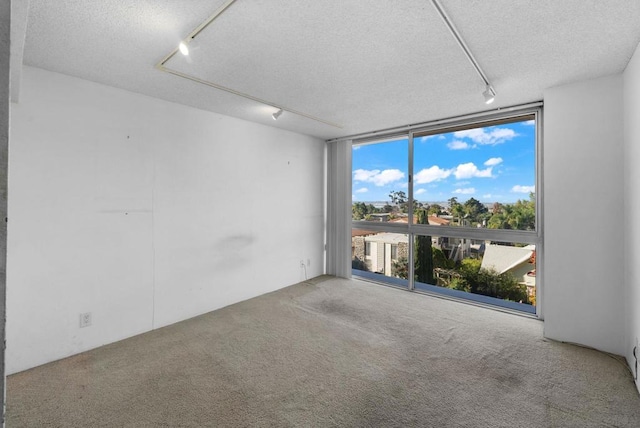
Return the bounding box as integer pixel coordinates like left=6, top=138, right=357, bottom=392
left=408, top=132, right=415, bottom=291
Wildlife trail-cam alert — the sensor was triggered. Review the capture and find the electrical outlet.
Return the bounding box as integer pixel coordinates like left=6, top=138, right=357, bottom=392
left=79, top=312, right=92, bottom=328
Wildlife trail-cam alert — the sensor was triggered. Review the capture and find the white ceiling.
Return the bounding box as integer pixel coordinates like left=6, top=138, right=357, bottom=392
left=14, top=0, right=640, bottom=140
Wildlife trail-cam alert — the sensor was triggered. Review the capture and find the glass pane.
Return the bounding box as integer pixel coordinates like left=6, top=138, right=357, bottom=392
left=352, top=138, right=409, bottom=223
left=413, top=118, right=536, bottom=231
left=352, top=230, right=409, bottom=289
left=411, top=234, right=536, bottom=313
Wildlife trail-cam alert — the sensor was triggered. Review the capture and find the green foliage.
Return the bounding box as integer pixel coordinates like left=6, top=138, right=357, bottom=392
left=459, top=258, right=482, bottom=279
left=391, top=256, right=409, bottom=279
left=449, top=277, right=470, bottom=292
left=456, top=258, right=528, bottom=303
left=388, top=190, right=423, bottom=213
left=463, top=197, right=489, bottom=224
left=352, top=257, right=368, bottom=272
left=389, top=241, right=528, bottom=304
left=355, top=194, right=535, bottom=229
left=448, top=197, right=466, bottom=225
left=492, top=272, right=529, bottom=303
left=389, top=190, right=407, bottom=206
left=432, top=247, right=455, bottom=269
left=487, top=193, right=535, bottom=231
left=411, top=200, right=424, bottom=212
left=414, top=210, right=434, bottom=284
left=352, top=202, right=380, bottom=220
left=447, top=197, right=458, bottom=212
left=428, top=204, right=444, bottom=216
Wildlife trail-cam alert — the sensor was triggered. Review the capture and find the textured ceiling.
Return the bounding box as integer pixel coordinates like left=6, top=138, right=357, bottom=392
left=15, top=0, right=640, bottom=140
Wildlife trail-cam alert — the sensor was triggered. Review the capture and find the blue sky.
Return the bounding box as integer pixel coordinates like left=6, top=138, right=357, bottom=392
left=352, top=119, right=535, bottom=204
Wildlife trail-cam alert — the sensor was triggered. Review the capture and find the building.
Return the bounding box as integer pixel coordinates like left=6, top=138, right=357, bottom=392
left=352, top=232, right=408, bottom=276
left=480, top=244, right=536, bottom=300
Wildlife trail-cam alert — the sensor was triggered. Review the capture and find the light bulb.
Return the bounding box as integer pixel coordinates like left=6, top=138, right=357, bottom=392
left=483, top=85, right=495, bottom=104
left=179, top=42, right=189, bottom=56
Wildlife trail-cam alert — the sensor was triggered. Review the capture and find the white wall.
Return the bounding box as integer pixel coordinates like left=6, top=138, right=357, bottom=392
left=543, top=74, right=625, bottom=355
left=6, top=66, right=325, bottom=374
left=624, top=41, right=640, bottom=391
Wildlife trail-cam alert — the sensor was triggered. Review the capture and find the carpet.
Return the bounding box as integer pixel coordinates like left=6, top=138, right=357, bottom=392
left=7, top=276, right=640, bottom=427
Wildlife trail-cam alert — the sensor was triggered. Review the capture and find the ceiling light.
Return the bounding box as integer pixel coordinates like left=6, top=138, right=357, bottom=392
left=483, top=85, right=496, bottom=104
left=178, top=42, right=189, bottom=56
left=272, top=109, right=283, bottom=120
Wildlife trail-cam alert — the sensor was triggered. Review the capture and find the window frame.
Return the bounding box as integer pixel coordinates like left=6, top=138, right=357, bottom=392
left=350, top=105, right=543, bottom=317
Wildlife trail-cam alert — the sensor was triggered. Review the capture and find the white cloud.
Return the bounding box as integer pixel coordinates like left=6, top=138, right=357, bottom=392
left=418, top=135, right=447, bottom=142
left=414, top=166, right=452, bottom=184
left=415, top=188, right=426, bottom=195
left=352, top=146, right=361, bottom=150
left=484, top=157, right=503, bottom=166
left=355, top=187, right=368, bottom=193
left=454, top=188, right=476, bottom=195
left=447, top=140, right=471, bottom=150
left=483, top=194, right=492, bottom=199
left=417, top=135, right=436, bottom=143
left=353, top=169, right=405, bottom=186
left=415, top=162, right=495, bottom=184
left=524, top=120, right=535, bottom=126
left=512, top=185, right=535, bottom=193
left=453, top=127, right=517, bottom=145
left=353, top=169, right=376, bottom=182
left=453, top=162, right=493, bottom=179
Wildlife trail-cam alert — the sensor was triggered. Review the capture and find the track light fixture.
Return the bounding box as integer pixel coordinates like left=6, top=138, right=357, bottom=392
left=272, top=109, right=283, bottom=120
left=157, top=0, right=343, bottom=129
left=431, top=0, right=497, bottom=105
left=483, top=85, right=496, bottom=104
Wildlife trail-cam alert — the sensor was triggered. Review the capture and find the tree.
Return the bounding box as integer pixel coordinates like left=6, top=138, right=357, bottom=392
left=487, top=193, right=535, bottom=231
left=414, top=209, right=434, bottom=284
left=391, top=256, right=409, bottom=279
left=447, top=197, right=458, bottom=214
left=411, top=199, right=424, bottom=213
left=352, top=202, right=379, bottom=220
left=389, top=190, right=407, bottom=207
left=457, top=258, right=528, bottom=303
left=463, top=197, right=488, bottom=224
left=352, top=202, right=367, bottom=220
left=352, top=257, right=368, bottom=272
left=432, top=247, right=455, bottom=269
left=452, top=203, right=465, bottom=226
left=428, top=203, right=444, bottom=216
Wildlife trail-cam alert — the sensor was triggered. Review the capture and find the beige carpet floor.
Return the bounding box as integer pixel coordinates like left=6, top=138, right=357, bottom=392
left=7, top=276, right=640, bottom=427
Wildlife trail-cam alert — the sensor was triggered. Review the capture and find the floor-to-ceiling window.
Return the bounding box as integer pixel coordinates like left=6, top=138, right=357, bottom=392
left=351, top=107, right=541, bottom=314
